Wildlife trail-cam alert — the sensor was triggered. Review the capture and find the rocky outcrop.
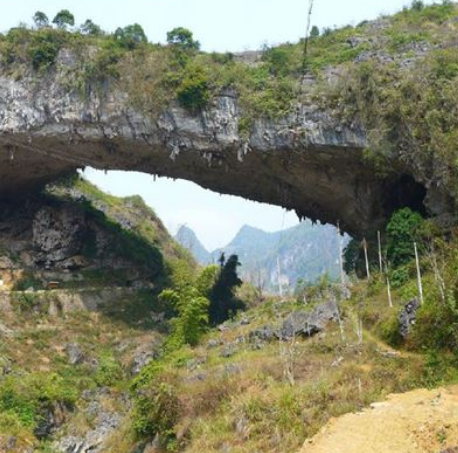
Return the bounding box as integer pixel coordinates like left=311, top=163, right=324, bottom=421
left=399, top=298, right=420, bottom=339
left=279, top=300, right=340, bottom=339
left=0, top=49, right=444, bottom=235
left=0, top=185, right=171, bottom=291
left=55, top=389, right=124, bottom=453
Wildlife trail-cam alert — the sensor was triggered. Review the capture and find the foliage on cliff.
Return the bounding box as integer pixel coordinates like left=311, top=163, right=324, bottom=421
left=2, top=2, right=458, bottom=196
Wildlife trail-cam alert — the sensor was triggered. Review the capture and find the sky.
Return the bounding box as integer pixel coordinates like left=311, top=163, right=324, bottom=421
left=3, top=0, right=437, bottom=250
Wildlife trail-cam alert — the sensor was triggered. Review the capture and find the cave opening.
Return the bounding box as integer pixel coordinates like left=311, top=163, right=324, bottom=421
left=384, top=174, right=427, bottom=219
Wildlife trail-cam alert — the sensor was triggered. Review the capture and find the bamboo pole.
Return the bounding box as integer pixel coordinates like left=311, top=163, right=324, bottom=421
left=386, top=273, right=393, bottom=308
left=414, top=242, right=424, bottom=305
left=277, top=256, right=283, bottom=299
left=337, top=222, right=345, bottom=285
left=363, top=238, right=370, bottom=280
left=377, top=231, right=383, bottom=273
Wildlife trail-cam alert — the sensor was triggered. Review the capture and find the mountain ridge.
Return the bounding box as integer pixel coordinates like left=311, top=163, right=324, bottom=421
left=176, top=222, right=348, bottom=292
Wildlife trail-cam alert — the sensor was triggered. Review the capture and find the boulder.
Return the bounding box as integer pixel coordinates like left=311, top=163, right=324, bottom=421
left=248, top=325, right=277, bottom=342
left=34, top=401, right=68, bottom=439
left=399, top=298, right=420, bottom=339
left=280, top=301, right=339, bottom=339
left=65, top=343, right=84, bottom=365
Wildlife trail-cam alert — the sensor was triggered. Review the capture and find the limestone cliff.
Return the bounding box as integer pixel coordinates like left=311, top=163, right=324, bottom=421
left=1, top=5, right=457, bottom=235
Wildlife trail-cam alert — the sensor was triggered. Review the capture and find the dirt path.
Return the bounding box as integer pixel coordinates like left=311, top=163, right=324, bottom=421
left=300, top=386, right=458, bottom=453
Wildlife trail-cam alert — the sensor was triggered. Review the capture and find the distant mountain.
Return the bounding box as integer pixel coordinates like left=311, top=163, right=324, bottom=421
left=212, top=222, right=348, bottom=293
left=175, top=225, right=212, bottom=265
left=176, top=222, right=349, bottom=294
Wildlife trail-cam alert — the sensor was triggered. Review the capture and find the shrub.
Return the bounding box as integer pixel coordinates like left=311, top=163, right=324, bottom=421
left=378, top=312, right=403, bottom=347
left=161, top=287, right=210, bottom=348
left=131, top=382, right=181, bottom=443
left=0, top=372, right=76, bottom=430
left=114, top=24, right=147, bottom=49
left=410, top=297, right=458, bottom=351
left=28, top=33, right=62, bottom=69
left=95, top=354, right=123, bottom=387
left=411, top=0, right=424, bottom=11
left=160, top=266, right=219, bottom=348
left=262, top=45, right=295, bottom=77
left=166, top=27, right=200, bottom=51
left=176, top=64, right=210, bottom=111
left=386, top=208, right=424, bottom=267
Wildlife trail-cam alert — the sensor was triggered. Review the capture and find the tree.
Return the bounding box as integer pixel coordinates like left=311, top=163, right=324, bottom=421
left=80, top=19, right=102, bottom=36
left=162, top=287, right=210, bottom=347
left=33, top=11, right=49, bottom=29
left=52, top=10, right=75, bottom=30
left=411, top=0, right=424, bottom=11
left=114, top=24, right=147, bottom=49
left=159, top=265, right=217, bottom=348
left=310, top=25, right=320, bottom=38
left=166, top=27, right=200, bottom=51
left=386, top=208, right=424, bottom=267
left=209, top=254, right=245, bottom=325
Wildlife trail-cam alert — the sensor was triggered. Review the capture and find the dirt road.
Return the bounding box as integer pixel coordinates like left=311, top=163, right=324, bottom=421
left=300, top=387, right=458, bottom=453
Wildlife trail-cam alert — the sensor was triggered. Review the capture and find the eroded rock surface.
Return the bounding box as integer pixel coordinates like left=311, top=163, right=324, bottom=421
left=0, top=50, right=445, bottom=235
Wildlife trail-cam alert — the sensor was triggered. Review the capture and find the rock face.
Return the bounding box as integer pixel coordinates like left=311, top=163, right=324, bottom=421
left=280, top=300, right=340, bottom=339
left=55, top=390, right=123, bottom=453
left=0, top=50, right=443, bottom=236
left=399, top=298, right=420, bottom=339
left=0, top=195, right=158, bottom=280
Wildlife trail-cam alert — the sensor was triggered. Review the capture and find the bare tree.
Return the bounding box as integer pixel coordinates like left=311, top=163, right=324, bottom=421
left=425, top=239, right=446, bottom=304
left=302, top=0, right=315, bottom=72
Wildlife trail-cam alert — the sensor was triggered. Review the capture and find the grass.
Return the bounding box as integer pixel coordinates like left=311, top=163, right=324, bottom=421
left=3, top=236, right=458, bottom=452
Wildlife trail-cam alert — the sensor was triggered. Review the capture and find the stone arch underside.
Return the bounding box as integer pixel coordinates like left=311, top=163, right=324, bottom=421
left=0, top=80, right=446, bottom=236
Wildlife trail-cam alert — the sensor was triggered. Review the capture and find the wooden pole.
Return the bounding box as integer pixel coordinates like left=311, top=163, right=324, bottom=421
left=277, top=256, right=283, bottom=299
left=414, top=242, right=424, bottom=305
left=386, top=274, right=393, bottom=308
left=363, top=238, right=370, bottom=280
left=337, top=222, right=345, bottom=285
left=377, top=231, right=383, bottom=273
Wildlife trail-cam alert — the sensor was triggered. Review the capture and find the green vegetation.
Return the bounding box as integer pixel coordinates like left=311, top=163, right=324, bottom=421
left=386, top=208, right=425, bottom=266
left=4, top=3, right=458, bottom=452
left=114, top=24, right=147, bottom=49
left=167, top=27, right=200, bottom=51
left=33, top=12, right=49, bottom=29
left=176, top=63, right=210, bottom=110
left=208, top=254, right=245, bottom=325
left=52, top=10, right=75, bottom=30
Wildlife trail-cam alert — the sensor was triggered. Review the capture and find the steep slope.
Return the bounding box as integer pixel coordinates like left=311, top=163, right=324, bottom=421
left=212, top=222, right=349, bottom=292
left=0, top=176, right=198, bottom=451
left=0, top=175, right=194, bottom=292
left=175, top=225, right=212, bottom=265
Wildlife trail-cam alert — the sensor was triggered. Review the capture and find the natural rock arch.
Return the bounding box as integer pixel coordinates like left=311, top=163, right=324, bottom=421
left=0, top=63, right=447, bottom=236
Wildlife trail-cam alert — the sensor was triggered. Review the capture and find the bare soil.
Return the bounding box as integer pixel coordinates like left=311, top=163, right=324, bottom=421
left=300, top=386, right=458, bottom=453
